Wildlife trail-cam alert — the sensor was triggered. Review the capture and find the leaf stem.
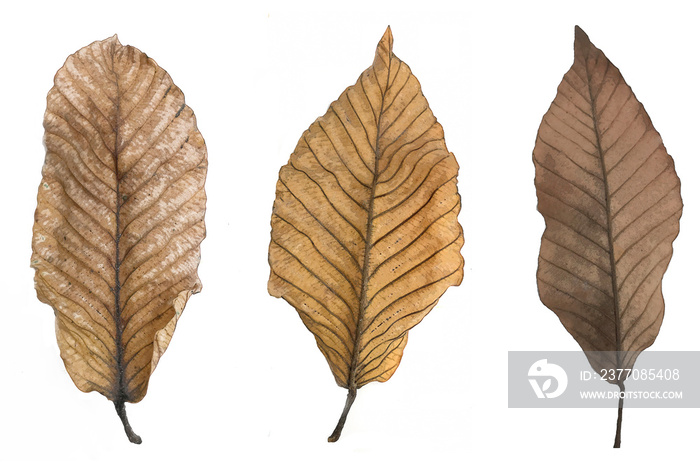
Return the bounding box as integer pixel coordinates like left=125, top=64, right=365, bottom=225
left=114, top=399, right=142, bottom=444
left=328, top=387, right=357, bottom=442
left=613, top=381, right=625, bottom=448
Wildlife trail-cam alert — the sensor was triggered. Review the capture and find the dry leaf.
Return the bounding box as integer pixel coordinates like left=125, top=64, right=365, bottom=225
left=268, top=26, right=464, bottom=441
left=533, top=27, right=682, bottom=447
left=31, top=36, right=207, bottom=443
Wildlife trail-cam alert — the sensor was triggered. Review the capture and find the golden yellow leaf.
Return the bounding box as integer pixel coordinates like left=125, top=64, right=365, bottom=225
left=534, top=26, right=682, bottom=447
left=268, top=26, right=464, bottom=441
left=31, top=36, right=207, bottom=443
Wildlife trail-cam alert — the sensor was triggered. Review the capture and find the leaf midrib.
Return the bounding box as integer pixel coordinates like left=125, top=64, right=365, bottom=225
left=348, top=52, right=393, bottom=390
left=583, top=53, right=623, bottom=363
left=110, top=45, right=128, bottom=403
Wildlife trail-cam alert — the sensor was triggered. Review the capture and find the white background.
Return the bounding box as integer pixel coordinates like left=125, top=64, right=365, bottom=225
left=1, top=0, right=698, bottom=464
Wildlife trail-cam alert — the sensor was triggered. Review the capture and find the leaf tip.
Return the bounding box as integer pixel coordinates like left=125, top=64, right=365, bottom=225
left=373, top=26, right=394, bottom=69
left=574, top=25, right=591, bottom=47
left=378, top=25, right=394, bottom=53
left=105, top=34, right=121, bottom=46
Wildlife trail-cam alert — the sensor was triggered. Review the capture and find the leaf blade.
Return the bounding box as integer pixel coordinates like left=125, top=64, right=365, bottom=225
left=535, top=27, right=681, bottom=368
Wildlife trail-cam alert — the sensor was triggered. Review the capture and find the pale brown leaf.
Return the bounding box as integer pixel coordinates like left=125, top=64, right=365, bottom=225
left=31, top=36, right=207, bottom=443
left=533, top=26, right=682, bottom=447
left=268, top=26, right=464, bottom=441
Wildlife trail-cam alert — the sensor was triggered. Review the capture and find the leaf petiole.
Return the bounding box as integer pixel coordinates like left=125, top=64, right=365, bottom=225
left=328, top=386, right=357, bottom=442
left=114, top=399, right=142, bottom=444
left=613, top=382, right=625, bottom=448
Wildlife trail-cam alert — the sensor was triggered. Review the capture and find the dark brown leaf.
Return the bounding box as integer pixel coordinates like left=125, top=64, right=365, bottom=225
left=533, top=26, right=682, bottom=447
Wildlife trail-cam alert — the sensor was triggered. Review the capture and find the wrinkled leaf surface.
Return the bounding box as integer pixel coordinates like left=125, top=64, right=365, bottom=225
left=32, top=36, right=207, bottom=443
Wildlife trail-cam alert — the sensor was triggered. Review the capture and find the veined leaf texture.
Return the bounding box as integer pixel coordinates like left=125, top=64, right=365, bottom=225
left=268, top=26, right=464, bottom=441
left=31, top=36, right=207, bottom=443
left=533, top=27, right=682, bottom=447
